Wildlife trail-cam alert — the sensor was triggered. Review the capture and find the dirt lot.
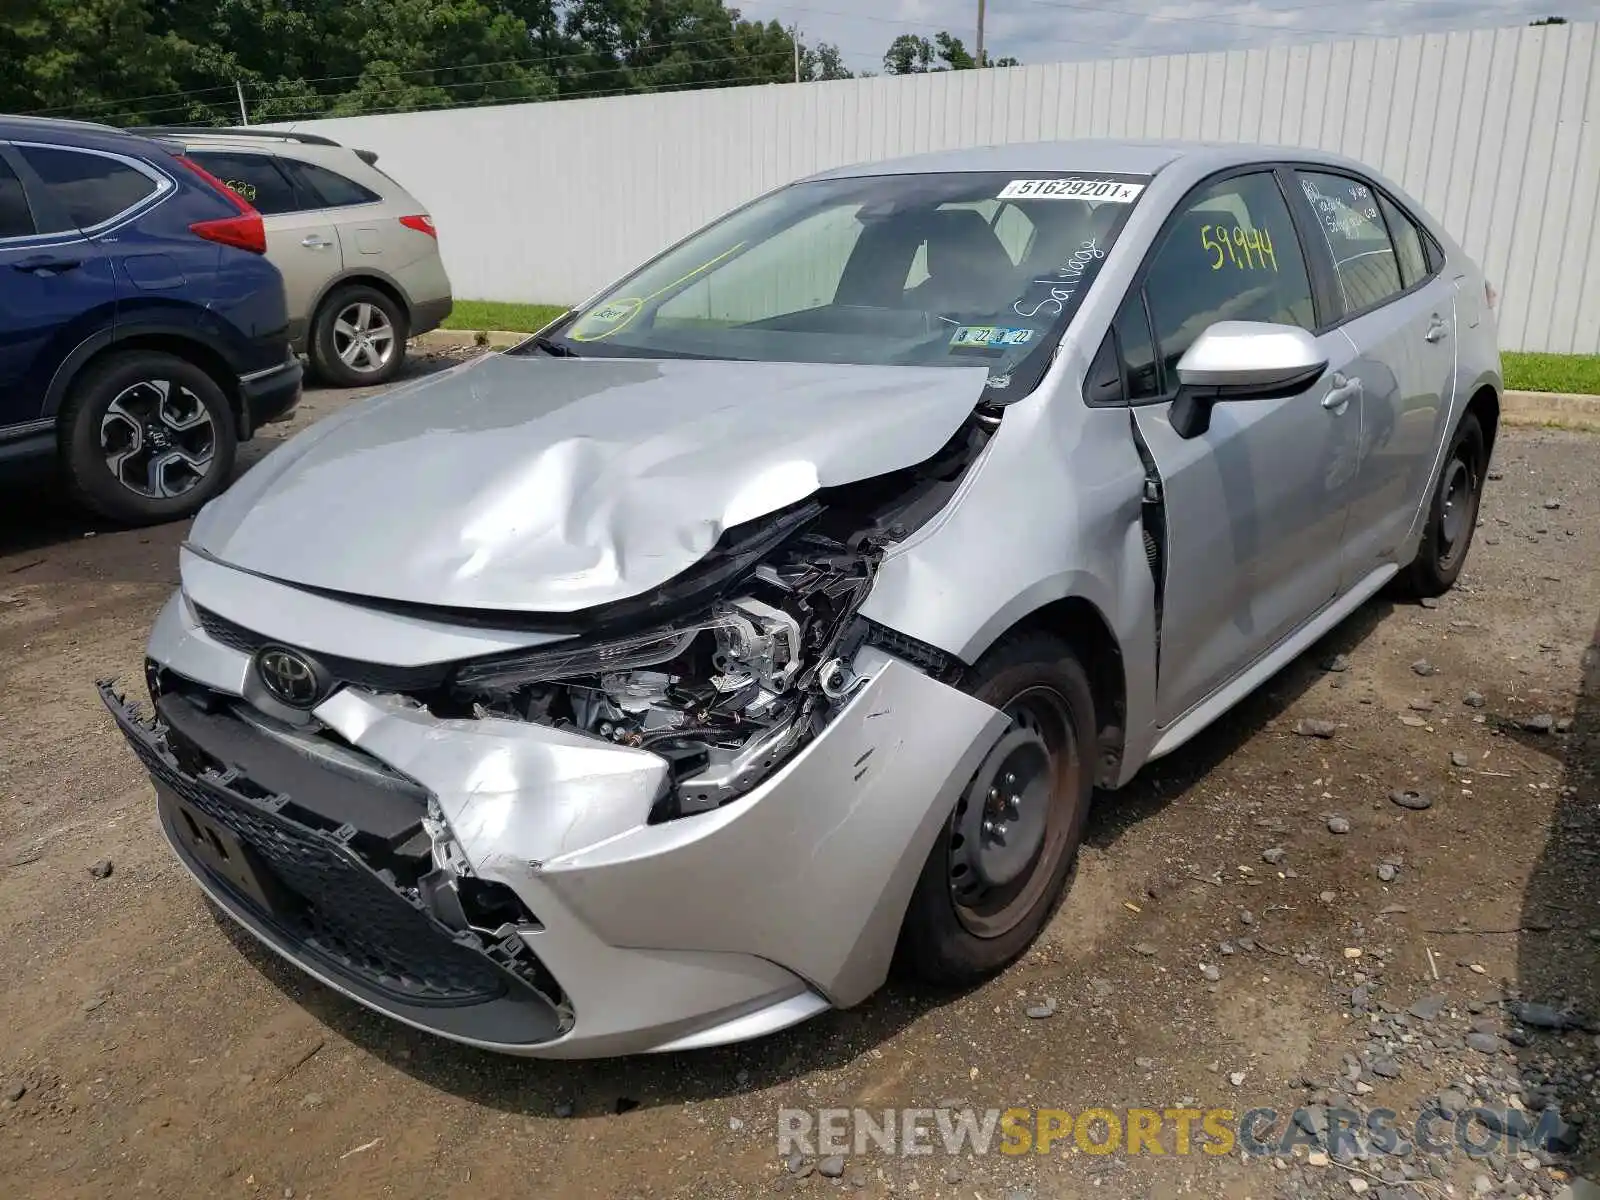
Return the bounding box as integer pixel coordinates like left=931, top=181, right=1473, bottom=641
left=0, top=361, right=1595, bottom=1200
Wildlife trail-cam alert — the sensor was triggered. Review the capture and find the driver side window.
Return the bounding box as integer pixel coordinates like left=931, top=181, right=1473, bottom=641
left=1141, top=172, right=1316, bottom=392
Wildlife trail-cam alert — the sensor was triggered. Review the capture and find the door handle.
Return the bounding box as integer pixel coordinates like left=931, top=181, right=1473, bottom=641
left=12, top=255, right=82, bottom=274
left=301, top=235, right=333, bottom=250
left=1322, top=373, right=1361, bottom=414
left=1424, top=318, right=1449, bottom=343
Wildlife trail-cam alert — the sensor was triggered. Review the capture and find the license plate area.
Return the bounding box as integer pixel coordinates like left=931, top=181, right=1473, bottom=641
left=163, top=792, right=284, bottom=914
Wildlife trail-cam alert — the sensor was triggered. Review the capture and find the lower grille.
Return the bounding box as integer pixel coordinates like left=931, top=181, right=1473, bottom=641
left=102, top=683, right=561, bottom=1020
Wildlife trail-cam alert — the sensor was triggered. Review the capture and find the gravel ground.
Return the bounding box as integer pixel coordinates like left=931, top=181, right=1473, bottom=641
left=0, top=362, right=1595, bottom=1199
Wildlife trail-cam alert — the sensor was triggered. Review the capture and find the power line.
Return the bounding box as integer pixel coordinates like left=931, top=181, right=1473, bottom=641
left=89, top=40, right=893, bottom=127
left=758, top=0, right=1127, bottom=48
left=22, top=29, right=826, bottom=120
left=253, top=70, right=825, bottom=125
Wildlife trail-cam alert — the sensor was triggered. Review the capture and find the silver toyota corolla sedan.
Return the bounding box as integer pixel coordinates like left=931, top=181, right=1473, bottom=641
left=102, top=139, right=1500, bottom=1058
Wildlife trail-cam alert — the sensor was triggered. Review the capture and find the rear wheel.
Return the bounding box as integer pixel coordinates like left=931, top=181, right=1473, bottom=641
left=59, top=350, right=237, bottom=525
left=1399, top=411, right=1486, bottom=598
left=899, top=632, right=1095, bottom=983
left=309, top=284, right=408, bottom=386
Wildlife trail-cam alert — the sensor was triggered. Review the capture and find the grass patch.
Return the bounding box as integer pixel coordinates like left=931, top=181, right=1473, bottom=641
left=441, top=300, right=567, bottom=334
left=1502, top=351, right=1600, bottom=396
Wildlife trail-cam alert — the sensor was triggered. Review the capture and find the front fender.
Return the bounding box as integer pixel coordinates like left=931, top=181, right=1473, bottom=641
left=532, top=655, right=1007, bottom=1008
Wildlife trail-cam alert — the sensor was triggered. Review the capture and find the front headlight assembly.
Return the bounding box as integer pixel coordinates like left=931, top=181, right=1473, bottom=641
left=448, top=535, right=877, bottom=818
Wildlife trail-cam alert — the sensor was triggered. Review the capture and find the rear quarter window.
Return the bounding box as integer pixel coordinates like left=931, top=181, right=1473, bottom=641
left=282, top=160, right=381, bottom=208
left=17, top=145, right=158, bottom=229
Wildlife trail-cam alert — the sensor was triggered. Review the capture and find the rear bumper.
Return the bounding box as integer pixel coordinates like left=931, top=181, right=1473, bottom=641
left=239, top=356, right=302, bottom=432
left=409, top=295, right=452, bottom=337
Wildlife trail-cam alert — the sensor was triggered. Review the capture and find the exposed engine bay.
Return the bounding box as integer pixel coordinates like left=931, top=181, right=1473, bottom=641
left=443, top=408, right=996, bottom=820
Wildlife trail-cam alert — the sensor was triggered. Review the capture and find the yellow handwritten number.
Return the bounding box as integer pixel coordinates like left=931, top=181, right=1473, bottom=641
left=1257, top=227, right=1277, bottom=271
left=1199, top=224, right=1279, bottom=272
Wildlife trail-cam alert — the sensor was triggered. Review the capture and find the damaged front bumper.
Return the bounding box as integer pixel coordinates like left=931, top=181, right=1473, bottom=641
left=105, top=592, right=1005, bottom=1057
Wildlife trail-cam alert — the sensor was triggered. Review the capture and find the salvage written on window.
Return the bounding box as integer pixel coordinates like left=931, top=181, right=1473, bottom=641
left=1201, top=223, right=1278, bottom=272
left=998, top=178, right=1145, bottom=203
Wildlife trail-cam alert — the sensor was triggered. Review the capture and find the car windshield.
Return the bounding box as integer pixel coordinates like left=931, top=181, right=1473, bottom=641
left=534, top=170, right=1149, bottom=392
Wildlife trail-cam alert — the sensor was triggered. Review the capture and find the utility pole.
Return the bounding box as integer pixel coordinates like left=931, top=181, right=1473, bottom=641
left=976, top=0, right=987, bottom=66
left=792, top=23, right=801, bottom=83
left=235, top=80, right=249, bottom=125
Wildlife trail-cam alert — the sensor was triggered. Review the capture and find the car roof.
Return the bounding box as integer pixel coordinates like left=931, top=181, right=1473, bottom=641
left=0, top=113, right=175, bottom=157
left=804, top=138, right=1377, bottom=182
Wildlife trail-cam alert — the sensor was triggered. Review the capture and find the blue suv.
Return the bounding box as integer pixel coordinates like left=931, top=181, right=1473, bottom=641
left=0, top=116, right=301, bottom=524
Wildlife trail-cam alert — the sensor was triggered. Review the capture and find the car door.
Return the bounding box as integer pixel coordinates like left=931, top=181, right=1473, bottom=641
left=277, top=158, right=388, bottom=270
left=1116, top=168, right=1365, bottom=727
left=1290, top=170, right=1458, bottom=589
left=184, top=149, right=342, bottom=343
left=0, top=143, right=123, bottom=436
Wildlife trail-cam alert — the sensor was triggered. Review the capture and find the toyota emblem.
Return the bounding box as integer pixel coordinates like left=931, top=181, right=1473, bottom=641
left=255, top=646, right=324, bottom=708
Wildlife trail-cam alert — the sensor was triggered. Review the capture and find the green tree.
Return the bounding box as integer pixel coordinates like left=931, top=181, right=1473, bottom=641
left=1, top=0, right=861, bottom=124
left=802, top=41, right=854, bottom=81
left=0, top=0, right=187, bottom=124
left=883, top=30, right=1017, bottom=74
left=883, top=34, right=935, bottom=74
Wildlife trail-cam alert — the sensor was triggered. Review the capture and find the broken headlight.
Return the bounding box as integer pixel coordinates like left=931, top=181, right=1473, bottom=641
left=449, top=534, right=877, bottom=817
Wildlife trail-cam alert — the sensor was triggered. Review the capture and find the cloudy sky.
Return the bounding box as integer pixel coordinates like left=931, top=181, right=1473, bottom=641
left=733, top=0, right=1598, bottom=75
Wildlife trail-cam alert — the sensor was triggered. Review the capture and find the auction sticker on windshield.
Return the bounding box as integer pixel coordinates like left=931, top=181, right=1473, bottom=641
left=998, top=178, right=1145, bottom=202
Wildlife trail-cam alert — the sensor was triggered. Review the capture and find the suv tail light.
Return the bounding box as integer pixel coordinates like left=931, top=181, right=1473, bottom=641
left=176, top=155, right=267, bottom=254
left=398, top=214, right=437, bottom=238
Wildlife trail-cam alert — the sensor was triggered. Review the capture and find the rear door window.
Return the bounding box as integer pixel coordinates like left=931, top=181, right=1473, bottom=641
left=1296, top=171, right=1405, bottom=316
left=0, top=157, right=35, bottom=239
left=186, top=151, right=302, bottom=215
left=17, top=146, right=158, bottom=230
left=281, top=160, right=380, bottom=209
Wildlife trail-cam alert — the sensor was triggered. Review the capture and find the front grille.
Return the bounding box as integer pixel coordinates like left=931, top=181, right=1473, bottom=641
left=192, top=605, right=450, bottom=694
left=104, top=684, right=551, bottom=1010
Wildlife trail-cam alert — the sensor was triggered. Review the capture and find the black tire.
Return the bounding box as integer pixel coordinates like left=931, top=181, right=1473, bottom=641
left=1399, top=411, right=1487, bottom=598
left=899, top=632, right=1096, bottom=984
left=59, top=349, right=237, bottom=526
left=309, top=284, right=408, bottom=387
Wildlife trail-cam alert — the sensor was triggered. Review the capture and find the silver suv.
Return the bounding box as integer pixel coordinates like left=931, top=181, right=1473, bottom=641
left=147, top=127, right=452, bottom=386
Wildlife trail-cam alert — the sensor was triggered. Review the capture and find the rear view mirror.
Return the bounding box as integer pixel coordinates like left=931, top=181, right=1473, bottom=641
left=1170, top=321, right=1328, bottom=438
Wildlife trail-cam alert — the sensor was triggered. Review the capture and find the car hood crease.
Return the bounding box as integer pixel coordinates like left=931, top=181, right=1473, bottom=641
left=191, top=354, right=990, bottom=613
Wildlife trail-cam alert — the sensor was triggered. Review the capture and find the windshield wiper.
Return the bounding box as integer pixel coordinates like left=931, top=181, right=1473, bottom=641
left=524, top=334, right=579, bottom=357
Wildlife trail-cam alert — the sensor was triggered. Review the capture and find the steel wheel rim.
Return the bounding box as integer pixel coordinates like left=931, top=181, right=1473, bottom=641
left=1437, top=450, right=1479, bottom=569
left=333, top=301, right=397, bottom=374
left=948, top=684, right=1080, bottom=939
left=99, top=379, right=216, bottom=499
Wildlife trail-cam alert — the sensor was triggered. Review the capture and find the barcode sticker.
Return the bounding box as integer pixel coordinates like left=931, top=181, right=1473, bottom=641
left=998, top=178, right=1145, bottom=203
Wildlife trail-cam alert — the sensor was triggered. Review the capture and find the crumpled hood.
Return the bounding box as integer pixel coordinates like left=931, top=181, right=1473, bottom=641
left=192, top=354, right=989, bottom=613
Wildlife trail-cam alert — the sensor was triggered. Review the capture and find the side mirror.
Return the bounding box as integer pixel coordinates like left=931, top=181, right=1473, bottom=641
left=1169, top=321, right=1328, bottom=439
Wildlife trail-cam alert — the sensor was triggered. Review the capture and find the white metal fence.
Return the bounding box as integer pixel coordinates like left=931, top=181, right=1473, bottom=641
left=278, top=20, right=1600, bottom=353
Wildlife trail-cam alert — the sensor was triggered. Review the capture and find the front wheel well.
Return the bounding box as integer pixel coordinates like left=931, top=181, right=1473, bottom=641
left=998, top=597, right=1127, bottom=787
